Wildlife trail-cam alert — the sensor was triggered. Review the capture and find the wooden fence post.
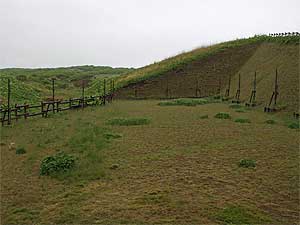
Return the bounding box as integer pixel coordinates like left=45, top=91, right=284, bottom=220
left=7, top=78, right=11, bottom=125
left=103, top=79, right=106, bottom=105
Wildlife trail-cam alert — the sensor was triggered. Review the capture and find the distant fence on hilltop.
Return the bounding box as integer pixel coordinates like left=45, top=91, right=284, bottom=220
left=268, top=32, right=300, bottom=36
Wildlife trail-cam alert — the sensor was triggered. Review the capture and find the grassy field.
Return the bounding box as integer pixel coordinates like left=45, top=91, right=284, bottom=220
left=1, top=99, right=299, bottom=224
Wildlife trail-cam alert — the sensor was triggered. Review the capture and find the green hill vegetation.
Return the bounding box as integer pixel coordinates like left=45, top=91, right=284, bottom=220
left=0, top=65, right=134, bottom=105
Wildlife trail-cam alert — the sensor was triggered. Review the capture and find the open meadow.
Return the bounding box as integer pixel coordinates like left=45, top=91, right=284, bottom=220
left=1, top=99, right=299, bottom=224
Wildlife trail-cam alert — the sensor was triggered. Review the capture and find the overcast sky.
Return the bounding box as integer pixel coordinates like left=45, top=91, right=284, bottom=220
left=0, top=0, right=299, bottom=69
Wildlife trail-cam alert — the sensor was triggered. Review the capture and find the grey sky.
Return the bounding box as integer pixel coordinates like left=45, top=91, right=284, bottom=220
left=1, top=0, right=299, bottom=69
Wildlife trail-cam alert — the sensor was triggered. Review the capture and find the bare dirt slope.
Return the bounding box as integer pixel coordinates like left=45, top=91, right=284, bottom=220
left=115, top=42, right=299, bottom=112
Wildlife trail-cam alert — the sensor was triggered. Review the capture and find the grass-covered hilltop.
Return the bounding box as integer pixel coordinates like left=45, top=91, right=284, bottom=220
left=0, top=65, right=134, bottom=105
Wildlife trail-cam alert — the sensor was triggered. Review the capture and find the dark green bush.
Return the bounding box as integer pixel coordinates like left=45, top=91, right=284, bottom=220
left=238, top=159, right=256, bottom=168
left=214, top=112, right=231, bottom=119
left=16, top=147, right=26, bottom=155
left=40, top=152, right=76, bottom=175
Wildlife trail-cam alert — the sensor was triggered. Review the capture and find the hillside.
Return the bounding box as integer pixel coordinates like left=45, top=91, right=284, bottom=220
left=0, top=65, right=134, bottom=105
left=114, top=35, right=299, bottom=112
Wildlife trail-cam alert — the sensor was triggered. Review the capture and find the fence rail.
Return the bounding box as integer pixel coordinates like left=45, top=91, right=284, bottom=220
left=0, top=93, right=114, bottom=126
left=0, top=77, right=115, bottom=126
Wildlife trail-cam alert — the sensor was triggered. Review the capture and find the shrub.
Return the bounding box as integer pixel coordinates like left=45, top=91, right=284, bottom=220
left=107, top=118, right=150, bottom=126
left=16, top=147, right=26, bottom=155
left=265, top=119, right=276, bottom=124
left=238, top=159, right=256, bottom=168
left=288, top=122, right=299, bottom=129
left=235, top=109, right=245, bottom=113
left=235, top=118, right=251, bottom=123
left=200, top=115, right=209, bottom=119
left=214, top=112, right=231, bottom=119
left=40, top=152, right=76, bottom=176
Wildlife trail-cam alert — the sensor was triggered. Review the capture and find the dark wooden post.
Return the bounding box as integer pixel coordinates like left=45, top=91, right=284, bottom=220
left=69, top=98, right=72, bottom=109
left=52, top=78, right=55, bottom=113
left=274, top=68, right=279, bottom=106
left=41, top=101, right=44, bottom=117
left=15, top=104, right=18, bottom=121
left=82, top=80, right=85, bottom=108
left=7, top=78, right=11, bottom=125
left=103, top=79, right=106, bottom=105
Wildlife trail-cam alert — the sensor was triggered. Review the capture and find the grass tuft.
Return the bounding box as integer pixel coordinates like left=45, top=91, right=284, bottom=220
left=238, top=159, right=256, bottom=168
left=229, top=104, right=243, bottom=109
left=107, top=118, right=150, bottom=126
left=235, top=118, right=251, bottom=123
left=214, top=112, right=231, bottom=119
left=288, top=122, right=299, bottom=129
left=16, top=147, right=26, bottom=155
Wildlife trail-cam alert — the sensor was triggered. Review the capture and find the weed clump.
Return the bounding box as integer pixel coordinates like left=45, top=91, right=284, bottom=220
left=265, top=119, right=276, bottom=124
left=16, top=147, right=26, bottom=155
left=200, top=115, right=209, bottom=119
left=214, top=112, right=231, bottom=119
left=238, top=159, right=256, bottom=168
left=288, top=122, right=299, bottom=129
left=107, top=118, right=150, bottom=126
left=40, top=152, right=76, bottom=176
left=235, top=118, right=251, bottom=123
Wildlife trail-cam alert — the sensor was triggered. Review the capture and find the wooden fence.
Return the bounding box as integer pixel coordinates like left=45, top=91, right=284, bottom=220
left=0, top=94, right=114, bottom=126
left=0, top=78, right=115, bottom=126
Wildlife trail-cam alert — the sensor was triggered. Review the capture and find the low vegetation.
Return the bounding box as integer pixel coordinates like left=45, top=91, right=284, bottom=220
left=15, top=147, right=26, bottom=155
left=288, top=122, right=299, bottom=129
left=215, top=205, right=270, bottom=224
left=214, top=112, right=231, bottom=119
left=235, top=118, right=251, bottom=123
left=158, top=98, right=209, bottom=107
left=238, top=159, right=256, bottom=168
left=40, top=152, right=76, bottom=176
left=107, top=118, right=150, bottom=126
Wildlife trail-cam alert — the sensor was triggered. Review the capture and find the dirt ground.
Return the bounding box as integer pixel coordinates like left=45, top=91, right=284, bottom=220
left=1, top=100, right=299, bottom=224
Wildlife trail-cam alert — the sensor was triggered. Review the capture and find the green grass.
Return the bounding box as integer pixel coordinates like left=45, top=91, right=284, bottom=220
left=288, top=122, right=299, bottom=129
left=229, top=104, right=243, bottom=109
left=235, top=118, right=251, bottom=123
left=214, top=112, right=231, bottom=119
left=107, top=118, right=150, bottom=126
left=158, top=98, right=209, bottom=107
left=238, top=159, right=256, bottom=168
left=215, top=205, right=271, bottom=224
